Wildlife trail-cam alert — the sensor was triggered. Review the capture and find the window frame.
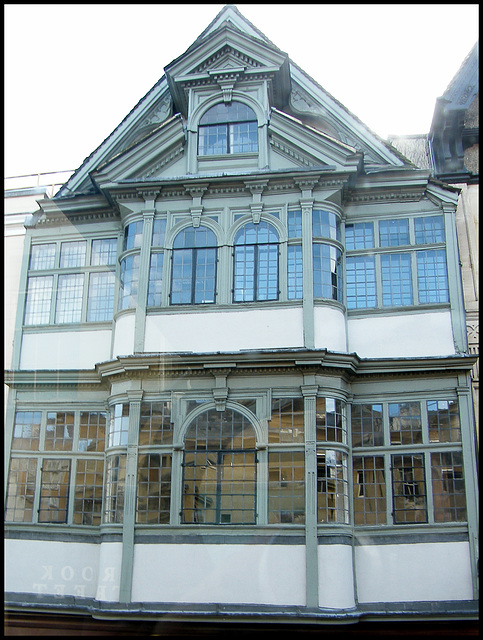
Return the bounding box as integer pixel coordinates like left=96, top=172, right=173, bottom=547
left=24, top=236, right=118, bottom=326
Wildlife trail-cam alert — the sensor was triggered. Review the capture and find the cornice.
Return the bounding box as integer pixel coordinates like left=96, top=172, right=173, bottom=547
left=5, top=351, right=476, bottom=391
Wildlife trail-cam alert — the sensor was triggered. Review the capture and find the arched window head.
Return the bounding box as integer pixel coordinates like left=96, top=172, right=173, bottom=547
left=234, top=221, right=279, bottom=302
left=182, top=408, right=257, bottom=524
left=198, top=101, right=258, bottom=156
left=171, top=226, right=217, bottom=305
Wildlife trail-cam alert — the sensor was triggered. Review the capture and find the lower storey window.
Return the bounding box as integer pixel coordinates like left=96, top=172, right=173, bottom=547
left=268, top=452, right=305, bottom=524
left=183, top=450, right=256, bottom=524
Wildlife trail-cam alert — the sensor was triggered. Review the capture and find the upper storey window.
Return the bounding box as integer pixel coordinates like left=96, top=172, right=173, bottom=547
left=198, top=102, right=258, bottom=156
left=234, top=222, right=279, bottom=302
left=171, top=226, right=218, bottom=305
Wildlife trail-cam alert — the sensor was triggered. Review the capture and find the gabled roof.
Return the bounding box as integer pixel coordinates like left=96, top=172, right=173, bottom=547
left=56, top=4, right=409, bottom=199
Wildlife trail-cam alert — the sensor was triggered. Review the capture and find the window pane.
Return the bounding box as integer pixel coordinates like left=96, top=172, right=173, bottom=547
left=379, top=219, right=409, bottom=247
left=79, top=412, right=106, bottom=452
left=353, top=456, right=386, bottom=525
left=194, top=248, right=217, bottom=304
left=108, top=404, right=129, bottom=447
left=288, top=210, right=302, bottom=238
left=417, top=249, right=449, bottom=303
left=12, top=411, right=41, bottom=450
left=171, top=249, right=193, bottom=304
left=234, top=245, right=255, bottom=302
left=147, top=253, right=164, bottom=307
left=137, top=454, right=172, bottom=524
left=346, top=255, right=377, bottom=309
left=317, top=450, right=349, bottom=524
left=5, top=458, right=37, bottom=522
left=29, top=243, right=56, bottom=270
left=345, top=223, right=374, bottom=250
left=381, top=253, right=412, bottom=306
left=431, top=452, right=466, bottom=522
left=389, top=402, right=422, bottom=445
left=230, top=121, right=258, bottom=153
left=184, top=409, right=256, bottom=451
left=268, top=452, right=305, bottom=524
left=87, top=271, right=115, bottom=321
left=45, top=412, right=74, bottom=451
left=139, top=401, right=173, bottom=445
left=123, top=221, right=143, bottom=251
left=391, top=454, right=427, bottom=524
left=287, top=244, right=303, bottom=299
left=414, top=216, right=445, bottom=244
left=91, top=238, right=117, bottom=265
left=313, top=210, right=340, bottom=241
left=256, top=244, right=278, bottom=301
left=24, top=275, right=53, bottom=325
left=152, top=219, right=167, bottom=247
left=351, top=404, right=383, bottom=447
left=104, top=454, right=126, bottom=523
left=60, top=241, right=87, bottom=268
left=55, top=273, right=84, bottom=323
left=316, top=397, right=346, bottom=443
left=119, top=254, right=140, bottom=310
left=200, top=101, right=257, bottom=125
left=269, top=398, right=304, bottom=443
left=183, top=409, right=257, bottom=525
left=198, top=124, right=228, bottom=155
left=73, top=459, right=104, bottom=525
left=427, top=399, right=461, bottom=443
left=313, top=244, right=342, bottom=301
left=38, top=459, right=71, bottom=523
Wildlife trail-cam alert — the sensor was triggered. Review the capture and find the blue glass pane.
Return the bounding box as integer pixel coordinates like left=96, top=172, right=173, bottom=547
left=381, top=253, right=412, bottom=306
left=417, top=250, right=449, bottom=303
left=345, top=223, right=374, bottom=250
left=379, top=219, right=409, bottom=247
left=194, top=248, right=217, bottom=304
left=288, top=245, right=303, bottom=299
left=346, top=256, right=376, bottom=309
left=230, top=122, right=258, bottom=153
left=198, top=124, right=228, bottom=155
left=313, top=210, right=340, bottom=241
left=200, top=101, right=257, bottom=125
left=173, top=226, right=217, bottom=249
left=414, top=216, right=445, bottom=244
left=313, top=244, right=342, bottom=300
left=288, top=211, right=302, bottom=238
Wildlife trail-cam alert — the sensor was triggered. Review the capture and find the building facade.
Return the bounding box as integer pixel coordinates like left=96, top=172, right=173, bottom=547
left=4, top=6, right=479, bottom=629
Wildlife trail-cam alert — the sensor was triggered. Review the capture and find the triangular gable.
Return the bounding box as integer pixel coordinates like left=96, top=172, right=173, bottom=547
left=56, top=5, right=409, bottom=199
left=269, top=109, right=362, bottom=172
left=91, top=115, right=186, bottom=189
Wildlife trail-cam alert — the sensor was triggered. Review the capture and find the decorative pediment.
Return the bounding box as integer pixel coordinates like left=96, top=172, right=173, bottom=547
left=269, top=109, right=362, bottom=173
left=165, top=23, right=291, bottom=116
left=91, top=115, right=186, bottom=190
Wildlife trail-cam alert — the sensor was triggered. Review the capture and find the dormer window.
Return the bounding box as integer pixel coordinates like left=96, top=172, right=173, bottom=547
left=198, top=101, right=258, bottom=156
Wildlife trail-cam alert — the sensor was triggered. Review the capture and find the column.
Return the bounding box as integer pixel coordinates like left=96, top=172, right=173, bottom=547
left=302, top=382, right=319, bottom=609
left=119, top=390, right=143, bottom=604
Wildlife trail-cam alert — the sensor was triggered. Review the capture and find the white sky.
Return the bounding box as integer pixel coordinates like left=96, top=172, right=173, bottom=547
left=4, top=3, right=479, bottom=177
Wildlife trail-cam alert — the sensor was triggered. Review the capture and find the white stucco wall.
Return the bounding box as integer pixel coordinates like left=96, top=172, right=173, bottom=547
left=355, top=541, right=473, bottom=603
left=5, top=539, right=101, bottom=599
left=19, top=329, right=112, bottom=370
left=318, top=544, right=355, bottom=609
left=131, top=543, right=306, bottom=606
left=347, top=311, right=455, bottom=358
left=112, top=312, right=136, bottom=357
left=144, top=307, right=305, bottom=353
left=314, top=306, right=347, bottom=352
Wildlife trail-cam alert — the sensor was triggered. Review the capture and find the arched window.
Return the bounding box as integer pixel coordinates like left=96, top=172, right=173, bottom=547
left=171, top=227, right=217, bottom=305
left=198, top=101, right=258, bottom=156
left=182, top=408, right=257, bottom=524
left=234, top=221, right=279, bottom=302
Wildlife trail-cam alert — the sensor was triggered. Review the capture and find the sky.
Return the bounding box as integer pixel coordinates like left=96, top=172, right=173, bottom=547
left=4, top=3, right=479, bottom=178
